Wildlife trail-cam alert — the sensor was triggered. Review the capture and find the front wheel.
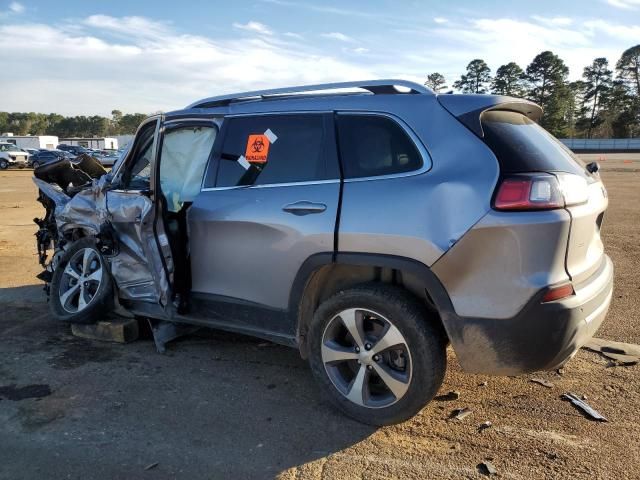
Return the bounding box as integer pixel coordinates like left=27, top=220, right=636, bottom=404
left=0, top=159, right=8, bottom=169
left=49, top=238, right=114, bottom=324
left=32, top=161, right=40, bottom=169
left=308, top=284, right=447, bottom=426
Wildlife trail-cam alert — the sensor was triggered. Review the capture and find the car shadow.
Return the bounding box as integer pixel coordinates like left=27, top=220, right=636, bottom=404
left=0, top=284, right=376, bottom=479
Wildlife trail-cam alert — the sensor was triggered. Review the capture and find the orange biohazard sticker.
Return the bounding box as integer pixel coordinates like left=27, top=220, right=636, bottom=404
left=245, top=134, right=270, bottom=163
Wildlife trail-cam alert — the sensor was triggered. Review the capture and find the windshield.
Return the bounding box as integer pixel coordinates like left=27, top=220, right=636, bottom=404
left=0, top=143, right=21, bottom=152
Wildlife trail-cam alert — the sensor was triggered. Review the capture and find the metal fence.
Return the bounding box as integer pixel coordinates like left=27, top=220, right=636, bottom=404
left=559, top=138, right=640, bottom=152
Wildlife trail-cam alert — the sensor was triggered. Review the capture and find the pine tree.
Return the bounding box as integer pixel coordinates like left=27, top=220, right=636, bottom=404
left=583, top=58, right=613, bottom=138
left=491, top=62, right=526, bottom=97
left=453, top=59, right=492, bottom=94
left=424, top=73, right=447, bottom=92
left=525, top=51, right=569, bottom=136
left=616, top=44, right=640, bottom=96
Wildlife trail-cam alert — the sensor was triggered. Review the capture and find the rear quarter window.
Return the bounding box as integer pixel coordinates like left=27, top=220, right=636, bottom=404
left=481, top=111, right=588, bottom=178
left=336, top=114, right=423, bottom=179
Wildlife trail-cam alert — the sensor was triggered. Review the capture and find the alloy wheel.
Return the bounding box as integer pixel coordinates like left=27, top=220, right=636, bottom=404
left=58, top=248, right=103, bottom=313
left=321, top=308, right=412, bottom=408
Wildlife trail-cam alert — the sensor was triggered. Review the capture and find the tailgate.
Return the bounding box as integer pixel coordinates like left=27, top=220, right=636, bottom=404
left=564, top=179, right=608, bottom=284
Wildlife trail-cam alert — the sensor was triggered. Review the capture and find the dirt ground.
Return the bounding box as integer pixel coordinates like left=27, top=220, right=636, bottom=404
left=0, top=158, right=638, bottom=480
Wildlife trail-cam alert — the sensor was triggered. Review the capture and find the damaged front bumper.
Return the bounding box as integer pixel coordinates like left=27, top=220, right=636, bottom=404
left=32, top=157, right=169, bottom=309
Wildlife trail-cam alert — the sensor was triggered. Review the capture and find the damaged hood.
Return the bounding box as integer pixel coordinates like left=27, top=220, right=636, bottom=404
left=33, top=175, right=111, bottom=236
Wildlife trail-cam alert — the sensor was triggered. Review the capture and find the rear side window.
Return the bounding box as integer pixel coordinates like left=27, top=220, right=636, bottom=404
left=482, top=111, right=588, bottom=177
left=212, top=114, right=338, bottom=188
left=336, top=114, right=423, bottom=179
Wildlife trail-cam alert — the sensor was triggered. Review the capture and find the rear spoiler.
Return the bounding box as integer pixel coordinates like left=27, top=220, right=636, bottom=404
left=437, top=94, right=543, bottom=138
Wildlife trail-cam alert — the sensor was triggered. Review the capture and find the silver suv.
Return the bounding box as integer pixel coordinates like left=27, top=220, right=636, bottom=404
left=33, top=80, right=613, bottom=425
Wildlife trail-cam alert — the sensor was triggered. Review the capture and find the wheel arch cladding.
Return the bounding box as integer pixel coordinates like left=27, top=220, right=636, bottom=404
left=290, top=253, right=455, bottom=359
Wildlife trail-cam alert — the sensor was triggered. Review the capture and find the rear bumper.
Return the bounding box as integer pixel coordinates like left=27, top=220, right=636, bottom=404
left=445, top=255, right=613, bottom=375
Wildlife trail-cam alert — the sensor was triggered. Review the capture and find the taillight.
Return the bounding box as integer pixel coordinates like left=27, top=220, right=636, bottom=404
left=493, top=173, right=588, bottom=211
left=542, top=283, right=575, bottom=302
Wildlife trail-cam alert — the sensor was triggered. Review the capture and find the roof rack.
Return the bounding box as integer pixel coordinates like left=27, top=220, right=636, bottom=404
left=186, top=79, right=433, bottom=109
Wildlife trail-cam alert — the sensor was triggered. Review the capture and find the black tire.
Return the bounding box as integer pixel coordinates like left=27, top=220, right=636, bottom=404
left=32, top=161, right=40, bottom=169
left=0, top=159, right=8, bottom=169
left=49, top=237, right=114, bottom=324
left=308, top=284, right=447, bottom=426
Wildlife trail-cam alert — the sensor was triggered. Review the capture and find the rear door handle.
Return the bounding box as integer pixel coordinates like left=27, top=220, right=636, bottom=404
left=282, top=201, right=327, bottom=216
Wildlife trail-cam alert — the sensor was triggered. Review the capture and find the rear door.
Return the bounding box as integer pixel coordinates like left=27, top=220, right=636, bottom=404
left=188, top=112, right=340, bottom=334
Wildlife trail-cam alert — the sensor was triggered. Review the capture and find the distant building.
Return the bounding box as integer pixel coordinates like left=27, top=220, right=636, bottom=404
left=115, top=134, right=134, bottom=151
left=59, top=137, right=118, bottom=150
left=0, top=133, right=58, bottom=150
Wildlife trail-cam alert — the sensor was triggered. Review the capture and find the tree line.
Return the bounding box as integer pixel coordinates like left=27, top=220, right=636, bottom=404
left=425, top=44, right=640, bottom=139
left=0, top=110, right=147, bottom=138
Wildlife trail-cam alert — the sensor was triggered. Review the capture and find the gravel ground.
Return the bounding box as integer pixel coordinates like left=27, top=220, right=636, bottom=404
left=0, top=164, right=638, bottom=480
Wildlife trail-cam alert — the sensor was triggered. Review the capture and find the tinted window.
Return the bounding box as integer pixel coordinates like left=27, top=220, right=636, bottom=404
left=212, top=114, right=338, bottom=188
left=482, top=111, right=588, bottom=177
left=336, top=115, right=423, bottom=179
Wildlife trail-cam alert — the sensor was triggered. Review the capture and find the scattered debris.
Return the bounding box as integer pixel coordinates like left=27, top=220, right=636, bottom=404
left=561, top=393, right=607, bottom=422
left=477, top=461, right=498, bottom=476
left=583, top=338, right=640, bottom=366
left=556, top=368, right=565, bottom=375
left=605, top=385, right=615, bottom=393
left=478, top=421, right=492, bottom=432
left=436, top=390, right=460, bottom=401
left=531, top=378, right=554, bottom=388
left=449, top=407, right=472, bottom=421
left=144, top=462, right=159, bottom=471
left=478, top=381, right=488, bottom=387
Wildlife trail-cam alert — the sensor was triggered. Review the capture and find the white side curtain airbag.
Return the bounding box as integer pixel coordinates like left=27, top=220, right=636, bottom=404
left=160, top=126, right=217, bottom=212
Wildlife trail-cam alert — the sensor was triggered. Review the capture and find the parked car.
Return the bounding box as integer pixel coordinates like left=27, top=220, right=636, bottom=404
left=0, top=142, right=28, bottom=169
left=32, top=80, right=613, bottom=425
left=89, top=150, right=119, bottom=167
left=25, top=148, right=40, bottom=156
left=29, top=150, right=72, bottom=169
left=56, top=144, right=92, bottom=157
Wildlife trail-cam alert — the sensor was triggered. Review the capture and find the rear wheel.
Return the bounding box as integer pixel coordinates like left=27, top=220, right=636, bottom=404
left=308, top=284, right=446, bottom=425
left=0, top=159, right=8, bottom=169
left=49, top=238, right=114, bottom=324
left=32, top=161, right=40, bottom=169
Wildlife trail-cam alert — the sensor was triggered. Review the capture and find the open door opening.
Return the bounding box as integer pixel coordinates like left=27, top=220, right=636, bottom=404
left=156, top=121, right=219, bottom=314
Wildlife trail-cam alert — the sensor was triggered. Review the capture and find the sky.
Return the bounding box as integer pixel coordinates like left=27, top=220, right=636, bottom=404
left=0, top=0, right=639, bottom=116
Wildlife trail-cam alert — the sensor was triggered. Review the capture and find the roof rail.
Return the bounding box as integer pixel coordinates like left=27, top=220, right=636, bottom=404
left=186, top=79, right=433, bottom=109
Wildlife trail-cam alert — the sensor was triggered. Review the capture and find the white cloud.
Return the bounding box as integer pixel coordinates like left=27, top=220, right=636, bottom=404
left=232, top=21, right=273, bottom=36
left=0, top=16, right=372, bottom=115
left=283, top=32, right=303, bottom=39
left=532, top=15, right=573, bottom=26
left=583, top=19, right=640, bottom=42
left=420, top=17, right=627, bottom=83
left=320, top=32, right=354, bottom=42
left=9, top=1, right=24, bottom=13
left=352, top=47, right=369, bottom=54
left=433, top=17, right=448, bottom=24
left=83, top=15, right=171, bottom=40
left=605, top=0, right=640, bottom=9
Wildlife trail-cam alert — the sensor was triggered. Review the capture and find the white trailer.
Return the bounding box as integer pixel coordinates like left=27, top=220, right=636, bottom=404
left=59, top=137, right=118, bottom=150
left=0, top=134, right=58, bottom=150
